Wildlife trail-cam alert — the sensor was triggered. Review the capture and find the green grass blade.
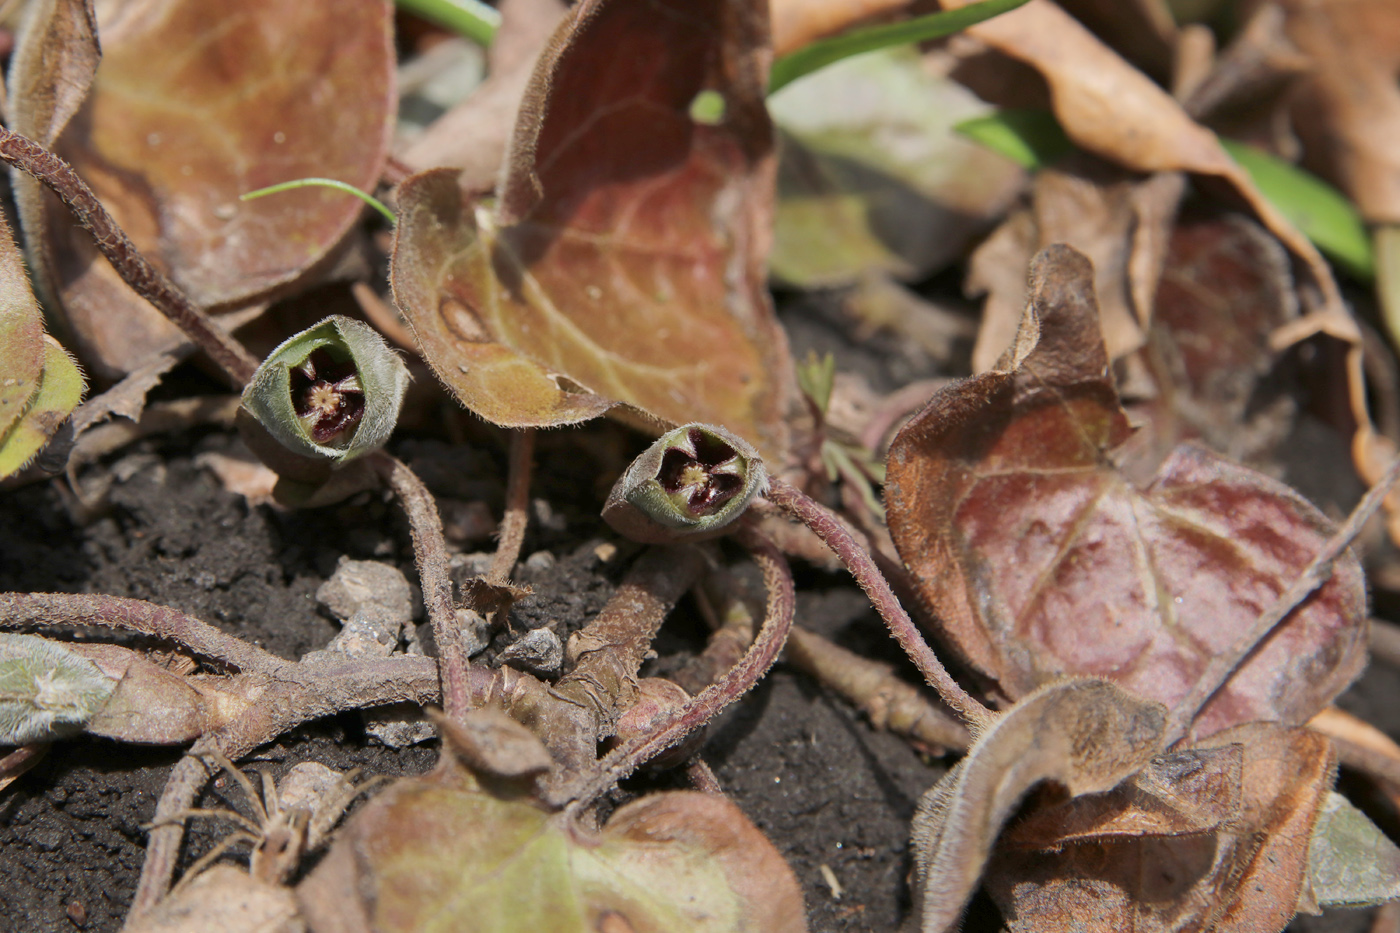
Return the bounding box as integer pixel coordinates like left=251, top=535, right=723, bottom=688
left=1218, top=139, right=1373, bottom=281
left=241, top=178, right=398, bottom=225
left=396, top=0, right=500, bottom=47
left=952, top=109, right=1073, bottom=169
left=769, top=0, right=1030, bottom=95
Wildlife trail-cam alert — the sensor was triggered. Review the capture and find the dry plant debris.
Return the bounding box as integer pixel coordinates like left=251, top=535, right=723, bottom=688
left=3, top=0, right=1400, bottom=931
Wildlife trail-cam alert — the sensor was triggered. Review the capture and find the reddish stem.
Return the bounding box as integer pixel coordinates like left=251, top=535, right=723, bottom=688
left=763, top=476, right=993, bottom=731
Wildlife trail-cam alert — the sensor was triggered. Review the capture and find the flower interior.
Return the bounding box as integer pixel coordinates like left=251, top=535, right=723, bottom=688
left=290, top=348, right=365, bottom=446
left=657, top=428, right=746, bottom=517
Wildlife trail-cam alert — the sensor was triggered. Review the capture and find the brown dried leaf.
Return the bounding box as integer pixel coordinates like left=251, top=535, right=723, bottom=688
left=11, top=0, right=396, bottom=377
left=909, top=678, right=1167, bottom=933
left=968, top=157, right=1183, bottom=370
left=1000, top=744, right=1243, bottom=850
left=886, top=245, right=1367, bottom=736
left=946, top=0, right=1348, bottom=332
left=126, top=865, right=304, bottom=933
left=986, top=723, right=1336, bottom=933
left=391, top=0, right=792, bottom=458
left=1281, top=0, right=1400, bottom=222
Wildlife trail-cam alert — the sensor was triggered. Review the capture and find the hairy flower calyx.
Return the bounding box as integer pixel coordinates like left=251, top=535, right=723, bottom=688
left=603, top=423, right=766, bottom=544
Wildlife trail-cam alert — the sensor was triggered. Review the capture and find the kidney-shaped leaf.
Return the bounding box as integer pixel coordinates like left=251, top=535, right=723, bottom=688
left=296, top=767, right=807, bottom=933
left=886, top=245, right=1366, bottom=737
left=391, top=0, right=791, bottom=459
left=12, top=0, right=395, bottom=376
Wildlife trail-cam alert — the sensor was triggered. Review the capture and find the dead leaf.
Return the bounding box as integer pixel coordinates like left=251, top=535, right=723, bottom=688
left=125, top=864, right=304, bottom=933
left=1000, top=744, right=1243, bottom=850
left=986, top=722, right=1336, bottom=933
left=391, top=0, right=792, bottom=459
left=1280, top=0, right=1400, bottom=223
left=10, top=0, right=396, bottom=377
left=968, top=156, right=1183, bottom=370
left=1305, top=790, right=1400, bottom=910
left=767, top=46, right=1023, bottom=287
left=297, top=762, right=807, bottom=933
left=886, top=245, right=1367, bottom=736
left=909, top=677, right=1167, bottom=933
left=398, top=0, right=567, bottom=193
left=1132, top=210, right=1299, bottom=470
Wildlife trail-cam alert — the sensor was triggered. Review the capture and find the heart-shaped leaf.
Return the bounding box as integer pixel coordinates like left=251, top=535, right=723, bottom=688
left=391, top=0, right=791, bottom=459
left=886, top=245, right=1366, bottom=736
left=297, top=765, right=807, bottom=932
left=10, top=0, right=396, bottom=377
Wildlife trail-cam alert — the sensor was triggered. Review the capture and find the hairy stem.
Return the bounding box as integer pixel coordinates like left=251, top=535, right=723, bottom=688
left=129, top=653, right=441, bottom=915
left=487, top=428, right=535, bottom=585
left=0, top=127, right=259, bottom=386
left=1167, top=453, right=1400, bottom=746
left=762, top=477, right=993, bottom=731
left=549, top=544, right=706, bottom=772
left=368, top=449, right=470, bottom=720
left=561, top=524, right=795, bottom=808
left=0, top=592, right=289, bottom=674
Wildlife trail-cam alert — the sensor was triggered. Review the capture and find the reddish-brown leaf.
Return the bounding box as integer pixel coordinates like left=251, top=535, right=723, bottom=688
left=986, top=723, right=1335, bottom=933
left=886, top=245, right=1366, bottom=736
left=11, top=0, right=396, bottom=377
left=391, top=0, right=792, bottom=459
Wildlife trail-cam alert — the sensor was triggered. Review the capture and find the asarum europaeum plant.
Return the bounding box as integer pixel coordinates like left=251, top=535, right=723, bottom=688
left=603, top=423, right=767, bottom=544
left=241, top=316, right=409, bottom=463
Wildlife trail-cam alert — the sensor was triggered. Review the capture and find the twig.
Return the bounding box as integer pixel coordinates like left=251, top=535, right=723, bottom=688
left=367, top=450, right=469, bottom=720
left=0, top=592, right=289, bottom=675
left=762, top=477, right=994, bottom=731
left=686, top=758, right=724, bottom=795
left=786, top=625, right=971, bottom=754
left=487, top=428, right=534, bottom=585
left=1166, top=453, right=1400, bottom=746
left=0, top=127, right=259, bottom=387
left=560, top=525, right=796, bottom=809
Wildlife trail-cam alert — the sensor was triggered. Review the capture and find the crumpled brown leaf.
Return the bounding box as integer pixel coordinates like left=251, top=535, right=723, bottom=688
left=986, top=722, right=1336, bottom=933
left=9, top=0, right=396, bottom=378
left=910, top=677, right=1167, bottom=933
left=391, top=0, right=792, bottom=459
left=968, top=155, right=1183, bottom=370
left=1279, top=0, right=1400, bottom=223
left=886, top=245, right=1367, bottom=736
left=124, top=864, right=304, bottom=933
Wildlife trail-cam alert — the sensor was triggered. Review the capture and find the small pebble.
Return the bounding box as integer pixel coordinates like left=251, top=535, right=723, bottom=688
left=499, top=628, right=563, bottom=675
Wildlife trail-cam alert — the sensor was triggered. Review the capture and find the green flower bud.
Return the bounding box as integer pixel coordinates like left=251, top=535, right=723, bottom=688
left=241, top=316, right=409, bottom=463
left=0, top=633, right=117, bottom=744
left=603, top=423, right=766, bottom=543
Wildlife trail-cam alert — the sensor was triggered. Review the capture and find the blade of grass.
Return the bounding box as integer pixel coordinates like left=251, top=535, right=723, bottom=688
left=396, top=0, right=500, bottom=47
left=240, top=178, right=397, bottom=225
left=768, top=0, right=1031, bottom=95
left=954, top=109, right=1375, bottom=281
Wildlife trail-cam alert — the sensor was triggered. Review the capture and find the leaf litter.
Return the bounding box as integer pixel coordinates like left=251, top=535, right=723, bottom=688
left=5, top=0, right=1400, bottom=930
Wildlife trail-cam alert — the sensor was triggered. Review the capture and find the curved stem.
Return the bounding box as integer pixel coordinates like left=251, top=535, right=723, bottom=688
left=368, top=450, right=470, bottom=720
left=0, top=127, right=259, bottom=387
left=762, top=477, right=993, bottom=731
left=0, top=592, right=289, bottom=674
left=560, top=524, right=796, bottom=809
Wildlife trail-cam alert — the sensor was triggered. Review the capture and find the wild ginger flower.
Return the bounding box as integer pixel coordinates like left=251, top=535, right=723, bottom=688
left=241, top=316, right=409, bottom=463
left=603, top=423, right=766, bottom=543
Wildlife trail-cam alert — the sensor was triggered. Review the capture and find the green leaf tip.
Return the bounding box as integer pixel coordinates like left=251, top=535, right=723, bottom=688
left=0, top=633, right=117, bottom=744
left=603, top=423, right=767, bottom=544
left=769, top=0, right=1031, bottom=95
left=241, top=315, right=410, bottom=464
left=1307, top=791, right=1400, bottom=910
